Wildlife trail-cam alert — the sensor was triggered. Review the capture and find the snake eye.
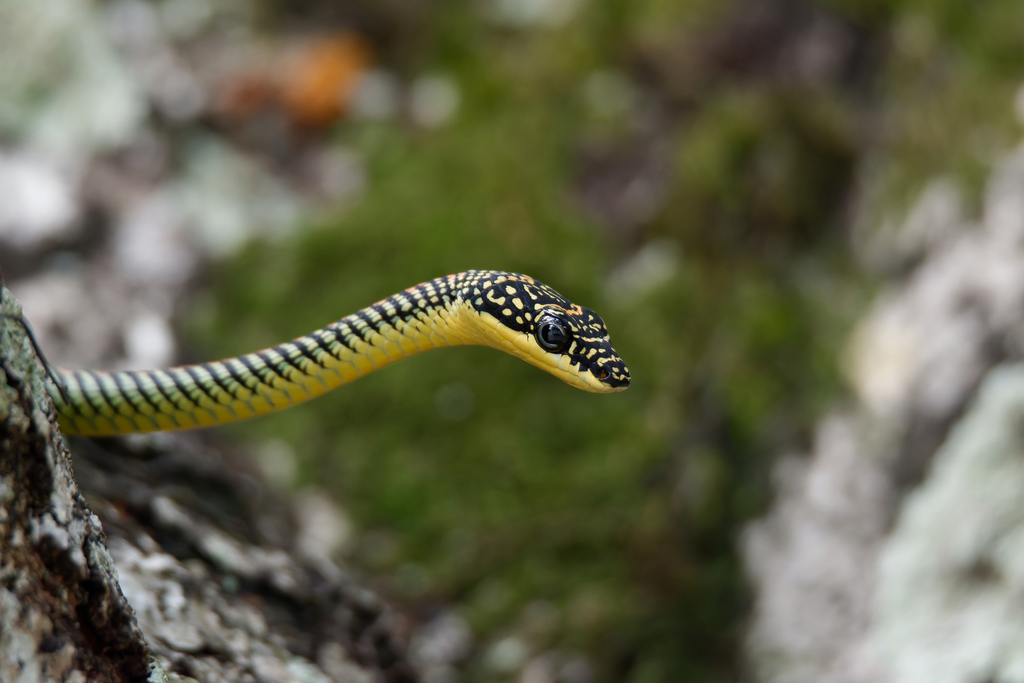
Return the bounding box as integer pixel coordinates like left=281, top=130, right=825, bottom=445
left=536, top=317, right=570, bottom=353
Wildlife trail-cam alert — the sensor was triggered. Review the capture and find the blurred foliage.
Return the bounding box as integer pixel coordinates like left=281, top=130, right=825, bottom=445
left=837, top=0, right=1024, bottom=221
left=192, top=0, right=1024, bottom=680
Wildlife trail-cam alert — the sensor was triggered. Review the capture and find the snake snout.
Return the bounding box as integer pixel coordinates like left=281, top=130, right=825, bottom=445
left=592, top=361, right=630, bottom=390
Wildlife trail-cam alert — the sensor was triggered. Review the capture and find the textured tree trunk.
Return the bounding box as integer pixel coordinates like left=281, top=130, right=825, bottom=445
left=0, top=285, right=153, bottom=681
left=0, top=283, right=416, bottom=683
left=742, top=144, right=1024, bottom=683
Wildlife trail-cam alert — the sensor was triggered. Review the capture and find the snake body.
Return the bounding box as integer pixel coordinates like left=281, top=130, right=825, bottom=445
left=50, top=271, right=630, bottom=436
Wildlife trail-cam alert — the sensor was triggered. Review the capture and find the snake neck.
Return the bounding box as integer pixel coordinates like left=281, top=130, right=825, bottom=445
left=53, top=273, right=489, bottom=436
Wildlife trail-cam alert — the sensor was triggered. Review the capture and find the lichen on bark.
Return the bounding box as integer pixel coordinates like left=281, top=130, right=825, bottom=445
left=0, top=285, right=156, bottom=682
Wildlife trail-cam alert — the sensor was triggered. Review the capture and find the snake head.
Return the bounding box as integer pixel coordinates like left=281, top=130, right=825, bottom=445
left=462, top=271, right=630, bottom=393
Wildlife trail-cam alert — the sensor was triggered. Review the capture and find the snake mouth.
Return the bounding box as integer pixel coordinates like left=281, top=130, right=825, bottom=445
left=551, top=356, right=629, bottom=393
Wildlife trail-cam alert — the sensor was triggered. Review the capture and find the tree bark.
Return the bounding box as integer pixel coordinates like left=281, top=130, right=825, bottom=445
left=0, top=284, right=416, bottom=683
left=0, top=284, right=152, bottom=681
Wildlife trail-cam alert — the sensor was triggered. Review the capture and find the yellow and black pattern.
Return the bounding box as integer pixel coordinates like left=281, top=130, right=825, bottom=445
left=50, top=271, right=630, bottom=436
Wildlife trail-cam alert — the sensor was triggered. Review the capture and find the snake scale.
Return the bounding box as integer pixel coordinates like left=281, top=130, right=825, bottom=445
left=49, top=271, right=630, bottom=436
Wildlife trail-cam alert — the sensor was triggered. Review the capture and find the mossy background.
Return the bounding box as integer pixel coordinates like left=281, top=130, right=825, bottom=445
left=189, top=0, right=1024, bottom=680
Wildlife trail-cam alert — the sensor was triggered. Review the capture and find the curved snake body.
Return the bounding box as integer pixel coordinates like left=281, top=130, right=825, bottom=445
left=50, top=271, right=630, bottom=436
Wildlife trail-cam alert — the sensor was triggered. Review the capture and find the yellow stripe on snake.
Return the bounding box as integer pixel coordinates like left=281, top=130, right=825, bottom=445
left=50, top=271, right=630, bottom=436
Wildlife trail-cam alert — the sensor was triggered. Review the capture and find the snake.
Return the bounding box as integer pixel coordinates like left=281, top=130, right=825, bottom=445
left=47, top=271, right=630, bottom=437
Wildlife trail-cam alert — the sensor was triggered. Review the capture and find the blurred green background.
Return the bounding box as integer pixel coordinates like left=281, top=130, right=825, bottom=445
left=183, top=0, right=1024, bottom=680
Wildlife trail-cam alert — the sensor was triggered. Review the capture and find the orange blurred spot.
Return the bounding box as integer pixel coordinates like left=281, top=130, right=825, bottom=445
left=279, top=35, right=374, bottom=129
